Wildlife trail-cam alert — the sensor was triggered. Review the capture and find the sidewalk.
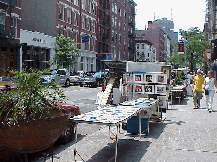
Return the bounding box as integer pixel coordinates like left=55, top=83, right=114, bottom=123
left=38, top=95, right=217, bottom=162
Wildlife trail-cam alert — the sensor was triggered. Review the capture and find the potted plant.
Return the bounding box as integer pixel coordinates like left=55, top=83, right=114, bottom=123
left=0, top=69, right=71, bottom=153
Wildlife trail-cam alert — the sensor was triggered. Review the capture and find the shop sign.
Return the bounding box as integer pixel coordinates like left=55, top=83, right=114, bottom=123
left=32, top=38, right=47, bottom=44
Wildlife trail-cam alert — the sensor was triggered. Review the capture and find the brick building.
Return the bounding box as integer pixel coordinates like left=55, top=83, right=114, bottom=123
left=0, top=0, right=22, bottom=77
left=21, top=0, right=136, bottom=72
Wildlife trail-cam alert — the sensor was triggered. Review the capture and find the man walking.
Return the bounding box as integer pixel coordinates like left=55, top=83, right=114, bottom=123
left=192, top=69, right=205, bottom=109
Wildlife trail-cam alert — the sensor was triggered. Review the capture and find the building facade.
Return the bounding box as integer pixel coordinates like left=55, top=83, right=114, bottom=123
left=135, top=39, right=156, bottom=62
left=21, top=0, right=136, bottom=72
left=21, top=0, right=98, bottom=72
left=0, top=0, right=21, bottom=77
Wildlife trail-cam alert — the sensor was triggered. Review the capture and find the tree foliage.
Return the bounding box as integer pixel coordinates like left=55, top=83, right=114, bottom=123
left=167, top=27, right=210, bottom=71
left=51, top=34, right=80, bottom=68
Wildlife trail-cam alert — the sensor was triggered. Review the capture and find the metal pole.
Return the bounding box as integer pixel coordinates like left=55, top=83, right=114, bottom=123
left=74, top=123, right=78, bottom=162
left=115, top=125, right=119, bottom=162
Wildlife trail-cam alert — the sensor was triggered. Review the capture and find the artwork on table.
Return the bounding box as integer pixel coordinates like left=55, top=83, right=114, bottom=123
left=157, top=96, right=167, bottom=108
left=144, top=74, right=155, bottom=83
left=155, top=85, right=166, bottom=95
left=133, top=73, right=143, bottom=83
left=134, top=84, right=144, bottom=93
left=144, top=85, right=154, bottom=94
left=156, top=74, right=167, bottom=84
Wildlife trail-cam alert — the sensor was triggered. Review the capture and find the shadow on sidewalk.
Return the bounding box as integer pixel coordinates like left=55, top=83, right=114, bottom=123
left=86, top=122, right=167, bottom=162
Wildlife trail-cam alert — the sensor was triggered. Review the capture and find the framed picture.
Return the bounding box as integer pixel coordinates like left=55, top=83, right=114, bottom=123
left=157, top=96, right=167, bottom=108
left=133, top=73, right=143, bottom=83
left=144, top=74, right=155, bottom=83
left=156, top=74, right=167, bottom=84
left=134, top=84, right=144, bottom=93
left=155, top=85, right=166, bottom=95
left=144, top=85, right=154, bottom=94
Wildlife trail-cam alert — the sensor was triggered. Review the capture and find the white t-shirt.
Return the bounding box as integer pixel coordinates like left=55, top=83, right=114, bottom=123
left=205, top=77, right=215, bottom=90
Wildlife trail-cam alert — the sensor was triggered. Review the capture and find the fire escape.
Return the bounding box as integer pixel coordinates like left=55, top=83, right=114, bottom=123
left=97, top=0, right=111, bottom=70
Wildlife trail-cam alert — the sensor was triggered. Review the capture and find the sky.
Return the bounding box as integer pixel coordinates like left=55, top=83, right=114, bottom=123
left=133, top=0, right=206, bottom=34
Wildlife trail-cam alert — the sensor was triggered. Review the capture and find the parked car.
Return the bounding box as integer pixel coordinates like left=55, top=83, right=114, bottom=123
left=70, top=71, right=83, bottom=85
left=0, top=77, right=17, bottom=90
left=39, top=70, right=57, bottom=84
left=93, top=72, right=107, bottom=87
left=77, top=72, right=97, bottom=87
left=55, top=69, right=71, bottom=87
left=57, top=102, right=81, bottom=144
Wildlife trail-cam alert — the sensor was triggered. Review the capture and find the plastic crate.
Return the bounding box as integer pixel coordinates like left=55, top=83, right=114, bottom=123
left=127, top=117, right=149, bottom=135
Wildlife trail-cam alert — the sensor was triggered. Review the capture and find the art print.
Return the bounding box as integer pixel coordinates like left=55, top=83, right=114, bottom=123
left=144, top=85, right=154, bottom=94
left=155, top=85, right=166, bottom=95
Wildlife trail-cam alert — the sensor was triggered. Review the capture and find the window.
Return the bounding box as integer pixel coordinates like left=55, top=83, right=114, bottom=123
left=67, top=8, right=71, bottom=23
left=92, top=20, right=95, bottom=33
left=137, top=44, right=139, bottom=49
left=119, top=8, right=121, bottom=17
left=115, top=4, right=117, bottom=14
left=73, top=32, right=78, bottom=48
left=92, top=38, right=95, bottom=51
left=124, top=23, right=126, bottom=31
left=111, top=31, right=114, bottom=42
left=87, top=0, right=91, bottom=12
left=59, top=28, right=64, bottom=35
left=112, top=16, right=114, bottom=27
left=66, top=30, right=71, bottom=38
left=119, top=34, right=121, bottom=44
left=115, top=33, right=117, bottom=43
left=112, top=1, right=114, bottom=12
left=10, top=17, right=17, bottom=38
left=73, top=12, right=78, bottom=26
left=92, top=3, right=95, bottom=15
left=74, top=0, right=78, bottom=6
left=87, top=18, right=90, bottom=31
left=67, top=0, right=72, bottom=2
left=119, top=20, right=121, bottom=30
left=91, top=58, right=94, bottom=71
left=142, top=44, right=145, bottom=49
left=82, top=0, right=86, bottom=10
left=115, top=17, right=117, bottom=28
left=0, top=12, right=5, bottom=31
left=124, top=11, right=126, bottom=20
left=59, top=5, right=64, bottom=20
left=82, top=15, right=85, bottom=29
left=80, top=57, right=84, bottom=71
left=86, top=37, right=90, bottom=50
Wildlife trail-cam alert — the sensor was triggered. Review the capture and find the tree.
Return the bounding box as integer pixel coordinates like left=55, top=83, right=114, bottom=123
left=167, top=27, right=210, bottom=72
left=50, top=34, right=80, bottom=68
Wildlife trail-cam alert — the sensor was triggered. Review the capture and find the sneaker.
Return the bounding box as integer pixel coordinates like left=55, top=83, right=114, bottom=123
left=193, top=107, right=197, bottom=109
left=209, top=110, right=212, bottom=113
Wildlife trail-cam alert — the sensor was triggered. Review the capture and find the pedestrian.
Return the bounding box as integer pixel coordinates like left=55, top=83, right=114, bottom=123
left=186, top=71, right=193, bottom=96
left=192, top=69, right=205, bottom=109
left=204, top=71, right=216, bottom=113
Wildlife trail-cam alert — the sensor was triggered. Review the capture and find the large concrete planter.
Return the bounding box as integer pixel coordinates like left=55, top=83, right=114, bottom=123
left=0, top=113, right=70, bottom=153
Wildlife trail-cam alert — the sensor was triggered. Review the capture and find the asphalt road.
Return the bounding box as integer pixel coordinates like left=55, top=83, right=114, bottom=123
left=1, top=85, right=103, bottom=162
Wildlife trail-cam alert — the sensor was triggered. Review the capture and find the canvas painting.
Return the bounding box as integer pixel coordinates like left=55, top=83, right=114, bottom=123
left=144, top=74, right=155, bottom=83
left=155, top=85, right=166, bottom=95
left=156, top=74, right=167, bottom=84
left=133, top=73, right=143, bottom=83
left=134, top=84, right=144, bottom=93
left=144, top=85, right=154, bottom=94
left=157, top=96, right=167, bottom=108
